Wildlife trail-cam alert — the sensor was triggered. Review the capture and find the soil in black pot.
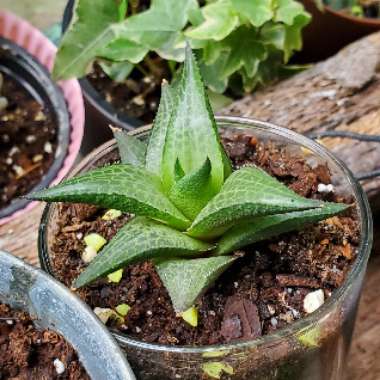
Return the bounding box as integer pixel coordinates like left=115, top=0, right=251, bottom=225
left=0, top=302, right=89, bottom=379
left=0, top=72, right=57, bottom=210
left=87, top=57, right=169, bottom=123
left=47, top=131, right=360, bottom=347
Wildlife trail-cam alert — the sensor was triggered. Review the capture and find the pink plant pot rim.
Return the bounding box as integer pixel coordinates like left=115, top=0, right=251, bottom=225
left=0, top=10, right=84, bottom=225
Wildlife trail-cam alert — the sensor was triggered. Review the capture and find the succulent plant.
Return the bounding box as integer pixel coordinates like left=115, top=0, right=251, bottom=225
left=31, top=46, right=347, bottom=313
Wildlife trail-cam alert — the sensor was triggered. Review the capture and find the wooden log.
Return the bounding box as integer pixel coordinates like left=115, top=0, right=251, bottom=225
left=222, top=32, right=380, bottom=211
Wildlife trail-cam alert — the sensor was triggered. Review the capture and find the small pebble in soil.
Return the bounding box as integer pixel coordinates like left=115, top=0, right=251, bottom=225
left=44, top=141, right=53, bottom=154
left=53, top=358, right=65, bottom=375
left=303, top=289, right=325, bottom=314
left=81, top=246, right=97, bottom=263
left=317, top=183, right=334, bottom=193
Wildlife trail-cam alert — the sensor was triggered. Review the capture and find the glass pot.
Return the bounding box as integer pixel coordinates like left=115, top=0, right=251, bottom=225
left=39, top=117, right=373, bottom=380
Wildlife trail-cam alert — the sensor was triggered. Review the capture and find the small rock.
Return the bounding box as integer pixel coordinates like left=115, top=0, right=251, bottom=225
left=53, top=358, right=65, bottom=375
left=317, top=183, right=334, bottom=193
left=81, top=246, right=97, bottom=263
left=270, top=317, right=278, bottom=327
left=26, top=135, right=36, bottom=144
left=32, top=154, right=43, bottom=163
left=303, top=290, right=325, bottom=314
left=44, top=142, right=53, bottom=154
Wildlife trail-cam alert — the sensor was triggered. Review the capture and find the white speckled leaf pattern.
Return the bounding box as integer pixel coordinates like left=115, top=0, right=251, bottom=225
left=74, top=217, right=213, bottom=288
left=112, top=128, right=147, bottom=166
left=216, top=203, right=348, bottom=255
left=188, top=165, right=324, bottom=238
left=161, top=45, right=225, bottom=193
left=145, top=82, right=175, bottom=175
left=30, top=165, right=190, bottom=229
left=156, top=256, right=236, bottom=312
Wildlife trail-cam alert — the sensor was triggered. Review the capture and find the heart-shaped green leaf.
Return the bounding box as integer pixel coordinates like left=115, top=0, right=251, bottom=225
left=188, top=166, right=324, bottom=238
left=53, top=0, right=122, bottom=80
left=111, top=127, right=147, bottom=166
left=155, top=256, right=236, bottom=312
left=74, top=217, right=213, bottom=288
left=216, top=203, right=349, bottom=255
left=161, top=45, right=227, bottom=193
left=231, top=0, right=273, bottom=27
left=29, top=165, right=189, bottom=230
left=169, top=158, right=214, bottom=220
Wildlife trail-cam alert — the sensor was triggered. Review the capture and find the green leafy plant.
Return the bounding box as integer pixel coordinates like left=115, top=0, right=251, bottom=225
left=53, top=0, right=311, bottom=94
left=31, top=46, right=347, bottom=313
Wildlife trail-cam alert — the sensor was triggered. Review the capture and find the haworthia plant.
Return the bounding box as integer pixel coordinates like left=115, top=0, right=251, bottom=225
left=30, top=46, right=348, bottom=313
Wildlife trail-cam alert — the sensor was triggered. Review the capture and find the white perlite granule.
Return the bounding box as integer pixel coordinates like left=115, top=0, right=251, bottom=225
left=53, top=358, right=65, bottom=375
left=303, top=289, right=325, bottom=314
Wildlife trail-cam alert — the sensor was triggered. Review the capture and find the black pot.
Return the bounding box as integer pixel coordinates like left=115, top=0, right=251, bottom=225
left=62, top=0, right=143, bottom=155
left=0, top=37, right=70, bottom=220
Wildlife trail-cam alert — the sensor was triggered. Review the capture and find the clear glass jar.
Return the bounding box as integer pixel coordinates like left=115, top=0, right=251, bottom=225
left=39, top=117, right=373, bottom=380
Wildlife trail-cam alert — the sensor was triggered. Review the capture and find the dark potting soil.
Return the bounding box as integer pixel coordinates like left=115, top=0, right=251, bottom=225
left=0, top=303, right=89, bottom=379
left=0, top=72, right=57, bottom=210
left=87, top=58, right=168, bottom=124
left=49, top=132, right=360, bottom=346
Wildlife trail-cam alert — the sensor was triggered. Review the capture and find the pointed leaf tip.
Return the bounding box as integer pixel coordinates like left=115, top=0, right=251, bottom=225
left=29, top=165, right=190, bottom=230
left=111, top=127, right=147, bottom=166
left=169, top=157, right=215, bottom=220
left=156, top=256, right=236, bottom=312
left=188, top=166, right=325, bottom=238
left=74, top=217, right=213, bottom=288
left=216, top=202, right=349, bottom=255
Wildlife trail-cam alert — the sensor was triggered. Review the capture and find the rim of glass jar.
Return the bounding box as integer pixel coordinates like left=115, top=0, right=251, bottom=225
left=38, top=116, right=373, bottom=355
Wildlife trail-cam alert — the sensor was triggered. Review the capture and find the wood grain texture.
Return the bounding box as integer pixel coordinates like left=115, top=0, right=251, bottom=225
left=0, top=204, right=44, bottom=266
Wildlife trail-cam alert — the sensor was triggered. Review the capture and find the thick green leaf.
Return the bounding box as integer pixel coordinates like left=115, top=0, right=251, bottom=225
left=231, top=0, right=273, bottom=27
left=29, top=165, right=190, bottom=230
left=53, top=0, right=122, bottom=80
left=145, top=81, right=175, bottom=176
left=99, top=60, right=134, bottom=82
left=156, top=256, right=236, bottom=312
left=111, top=127, right=146, bottom=166
left=188, top=166, right=324, bottom=238
left=216, top=203, right=349, bottom=255
left=185, top=0, right=239, bottom=41
left=169, top=158, right=214, bottom=220
left=74, top=217, right=213, bottom=288
left=161, top=45, right=226, bottom=193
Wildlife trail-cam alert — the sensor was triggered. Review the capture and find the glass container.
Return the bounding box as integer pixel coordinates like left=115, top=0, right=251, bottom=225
left=39, top=116, right=373, bottom=380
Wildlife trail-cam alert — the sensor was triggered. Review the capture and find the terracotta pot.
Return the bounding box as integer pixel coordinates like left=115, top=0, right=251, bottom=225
left=297, top=0, right=380, bottom=63
left=0, top=11, right=84, bottom=225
